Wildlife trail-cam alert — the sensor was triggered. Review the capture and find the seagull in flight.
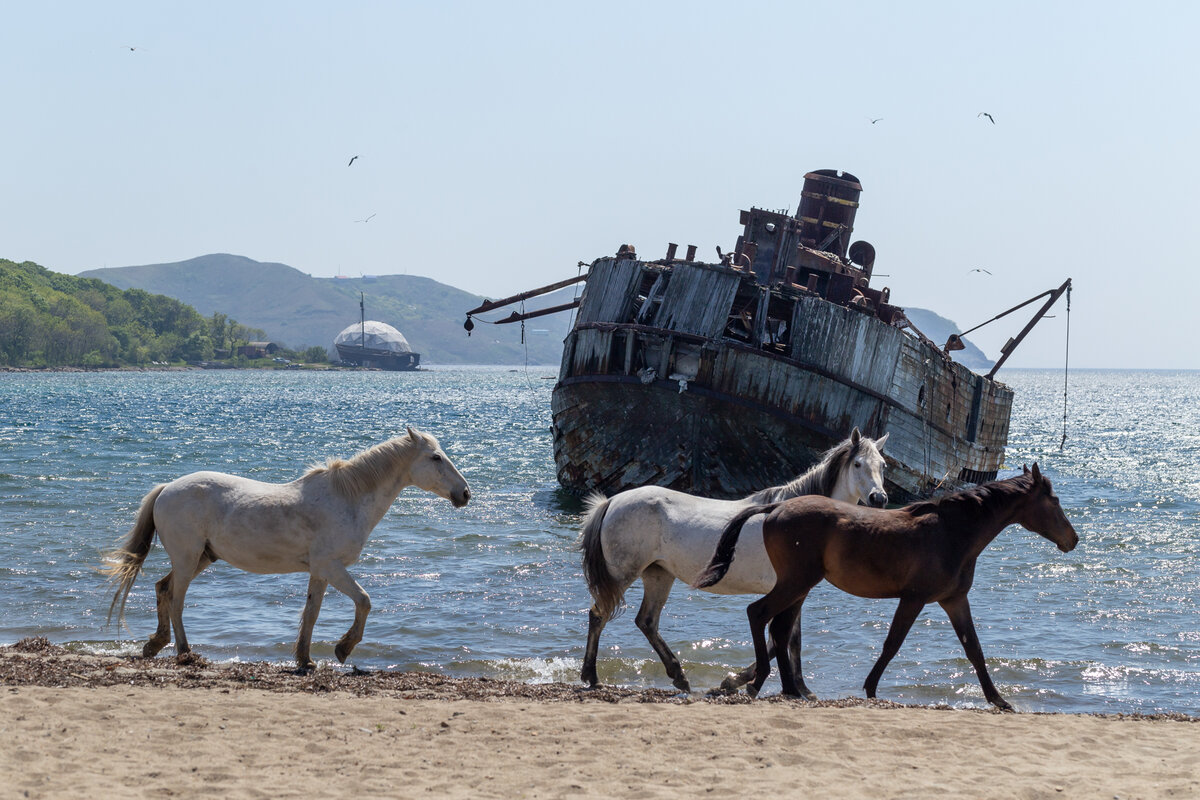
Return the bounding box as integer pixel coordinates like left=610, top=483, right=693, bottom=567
left=347, top=155, right=359, bottom=167
left=870, top=117, right=883, bottom=124
left=968, top=267, right=992, bottom=275
left=978, top=112, right=995, bottom=124
left=122, top=45, right=147, bottom=52
left=355, top=213, right=376, bottom=223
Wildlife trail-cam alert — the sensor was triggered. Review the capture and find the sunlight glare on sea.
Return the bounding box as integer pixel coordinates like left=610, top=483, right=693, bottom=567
left=0, top=367, right=1197, bottom=715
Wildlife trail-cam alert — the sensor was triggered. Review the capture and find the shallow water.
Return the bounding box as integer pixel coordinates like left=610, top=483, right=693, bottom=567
left=0, top=367, right=1196, bottom=714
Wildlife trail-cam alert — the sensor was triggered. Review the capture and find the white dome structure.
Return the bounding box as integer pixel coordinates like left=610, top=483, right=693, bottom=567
left=334, top=320, right=413, bottom=354
left=334, top=320, right=420, bottom=370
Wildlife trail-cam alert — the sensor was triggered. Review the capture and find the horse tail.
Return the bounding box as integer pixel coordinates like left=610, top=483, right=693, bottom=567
left=693, top=502, right=781, bottom=589
left=579, top=492, right=624, bottom=622
left=100, top=483, right=166, bottom=628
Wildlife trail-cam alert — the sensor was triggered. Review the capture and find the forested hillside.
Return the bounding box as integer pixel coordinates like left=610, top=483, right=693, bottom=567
left=0, top=259, right=262, bottom=368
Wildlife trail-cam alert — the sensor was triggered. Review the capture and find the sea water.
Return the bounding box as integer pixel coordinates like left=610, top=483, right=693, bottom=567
left=0, top=367, right=1196, bottom=715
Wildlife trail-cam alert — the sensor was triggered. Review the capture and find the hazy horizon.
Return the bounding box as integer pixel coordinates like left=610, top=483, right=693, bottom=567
left=4, top=2, right=1197, bottom=369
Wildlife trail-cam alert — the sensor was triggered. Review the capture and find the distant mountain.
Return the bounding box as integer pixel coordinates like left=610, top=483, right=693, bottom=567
left=903, top=307, right=993, bottom=372
left=81, top=254, right=577, bottom=365
left=80, top=254, right=990, bottom=371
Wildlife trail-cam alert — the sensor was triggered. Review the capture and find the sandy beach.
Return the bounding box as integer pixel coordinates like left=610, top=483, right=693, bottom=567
left=1, top=639, right=1196, bottom=799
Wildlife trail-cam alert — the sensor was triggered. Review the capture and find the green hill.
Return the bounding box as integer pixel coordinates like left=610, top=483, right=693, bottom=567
left=0, top=258, right=232, bottom=368
left=81, top=254, right=575, bottom=365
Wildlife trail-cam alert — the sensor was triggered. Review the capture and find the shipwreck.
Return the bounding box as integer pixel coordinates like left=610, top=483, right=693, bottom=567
left=467, top=170, right=1069, bottom=502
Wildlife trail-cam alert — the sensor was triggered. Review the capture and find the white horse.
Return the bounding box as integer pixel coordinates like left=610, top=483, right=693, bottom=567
left=102, top=427, right=470, bottom=670
left=579, top=428, right=888, bottom=693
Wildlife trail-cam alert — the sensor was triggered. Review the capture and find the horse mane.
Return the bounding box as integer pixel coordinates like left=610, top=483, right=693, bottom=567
left=903, top=472, right=1035, bottom=518
left=305, top=431, right=434, bottom=498
left=747, top=437, right=861, bottom=503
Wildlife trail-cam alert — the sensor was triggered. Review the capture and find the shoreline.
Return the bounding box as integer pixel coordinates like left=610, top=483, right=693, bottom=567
left=0, top=638, right=1194, bottom=721
left=3, top=640, right=1198, bottom=798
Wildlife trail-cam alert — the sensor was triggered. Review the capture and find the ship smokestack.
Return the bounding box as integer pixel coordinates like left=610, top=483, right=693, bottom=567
left=796, top=170, right=862, bottom=259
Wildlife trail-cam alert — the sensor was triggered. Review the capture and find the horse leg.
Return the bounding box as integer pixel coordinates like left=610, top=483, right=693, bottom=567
left=142, top=570, right=174, bottom=658
left=719, top=638, right=775, bottom=693
left=770, top=601, right=815, bottom=700
left=581, top=607, right=608, bottom=687
left=863, top=597, right=924, bottom=700
left=634, top=565, right=690, bottom=692
left=745, top=583, right=806, bottom=698
left=167, top=554, right=213, bottom=660
left=317, top=562, right=371, bottom=663
left=719, top=613, right=801, bottom=693
left=581, top=571, right=637, bottom=688
left=939, top=594, right=1013, bottom=711
left=294, top=575, right=329, bottom=671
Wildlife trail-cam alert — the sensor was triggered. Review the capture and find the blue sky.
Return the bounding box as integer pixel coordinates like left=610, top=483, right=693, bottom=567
left=3, top=2, right=1196, bottom=368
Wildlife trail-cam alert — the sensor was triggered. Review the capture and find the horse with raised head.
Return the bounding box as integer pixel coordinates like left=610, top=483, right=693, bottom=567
left=102, top=427, right=470, bottom=670
left=695, top=463, right=1077, bottom=710
left=580, top=428, right=889, bottom=693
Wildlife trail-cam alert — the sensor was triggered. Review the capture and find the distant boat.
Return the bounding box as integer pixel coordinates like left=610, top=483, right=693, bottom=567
left=334, top=293, right=420, bottom=371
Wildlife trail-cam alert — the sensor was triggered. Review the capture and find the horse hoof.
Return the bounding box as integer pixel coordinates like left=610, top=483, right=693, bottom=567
left=718, top=674, right=741, bottom=693
left=746, top=685, right=761, bottom=699
left=672, top=677, right=692, bottom=693
left=334, top=644, right=351, bottom=663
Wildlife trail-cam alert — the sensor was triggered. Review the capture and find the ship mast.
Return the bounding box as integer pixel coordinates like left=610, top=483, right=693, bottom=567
left=359, top=292, right=365, bottom=354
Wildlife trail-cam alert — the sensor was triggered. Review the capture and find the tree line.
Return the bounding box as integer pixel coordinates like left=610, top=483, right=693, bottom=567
left=0, top=259, right=325, bottom=368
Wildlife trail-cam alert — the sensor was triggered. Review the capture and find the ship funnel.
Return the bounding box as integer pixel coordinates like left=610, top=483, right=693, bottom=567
left=796, top=170, right=862, bottom=259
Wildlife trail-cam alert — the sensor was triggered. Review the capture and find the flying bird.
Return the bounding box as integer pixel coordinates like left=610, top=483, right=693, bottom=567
left=978, top=112, right=995, bottom=124
left=968, top=268, right=992, bottom=275
left=122, top=45, right=146, bottom=52
left=355, top=213, right=376, bottom=223
left=870, top=117, right=883, bottom=124
left=347, top=155, right=359, bottom=166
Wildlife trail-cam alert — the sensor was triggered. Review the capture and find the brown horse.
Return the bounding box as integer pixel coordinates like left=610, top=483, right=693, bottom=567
left=694, top=464, right=1078, bottom=710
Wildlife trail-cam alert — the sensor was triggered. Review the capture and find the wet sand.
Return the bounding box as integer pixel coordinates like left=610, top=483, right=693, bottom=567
left=1, top=639, right=1196, bottom=798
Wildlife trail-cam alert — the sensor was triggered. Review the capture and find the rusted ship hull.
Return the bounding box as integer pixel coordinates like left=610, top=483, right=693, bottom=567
left=551, top=278, right=1012, bottom=502
left=470, top=168, right=1063, bottom=502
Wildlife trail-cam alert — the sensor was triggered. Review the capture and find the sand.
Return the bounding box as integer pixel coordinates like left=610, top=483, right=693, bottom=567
left=1, top=639, right=1197, bottom=799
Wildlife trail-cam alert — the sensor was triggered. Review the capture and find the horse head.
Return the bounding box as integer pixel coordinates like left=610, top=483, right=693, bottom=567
left=1019, top=463, right=1077, bottom=552
left=834, top=427, right=890, bottom=508
left=406, top=427, right=471, bottom=508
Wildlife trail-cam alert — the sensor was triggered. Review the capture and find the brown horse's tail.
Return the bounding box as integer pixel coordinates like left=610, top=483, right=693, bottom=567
left=99, top=484, right=166, bottom=629
left=579, top=492, right=624, bottom=622
left=693, top=502, right=781, bottom=589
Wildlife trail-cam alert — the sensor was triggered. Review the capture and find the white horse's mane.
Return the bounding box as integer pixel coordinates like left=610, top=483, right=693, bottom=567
left=746, top=437, right=863, bottom=504
left=306, top=430, right=435, bottom=499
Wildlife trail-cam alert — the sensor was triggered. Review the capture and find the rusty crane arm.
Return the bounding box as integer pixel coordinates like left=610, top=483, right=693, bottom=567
left=950, top=279, right=1070, bottom=378
left=464, top=274, right=587, bottom=319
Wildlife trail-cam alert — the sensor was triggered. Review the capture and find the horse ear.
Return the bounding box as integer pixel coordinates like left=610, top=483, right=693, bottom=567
left=850, top=427, right=861, bottom=445
left=1022, top=464, right=1030, bottom=475
left=1031, top=462, right=1042, bottom=481
left=874, top=432, right=889, bottom=452
left=407, top=426, right=417, bottom=439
